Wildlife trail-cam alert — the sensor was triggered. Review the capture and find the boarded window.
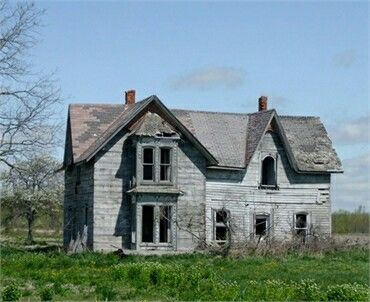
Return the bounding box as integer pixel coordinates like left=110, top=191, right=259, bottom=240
left=159, top=206, right=172, bottom=243
left=261, top=156, right=276, bottom=186
left=255, top=215, right=269, bottom=236
left=295, top=213, right=308, bottom=236
left=214, top=209, right=229, bottom=242
left=143, top=148, right=154, bottom=180
left=142, top=206, right=154, bottom=242
left=160, top=148, right=171, bottom=181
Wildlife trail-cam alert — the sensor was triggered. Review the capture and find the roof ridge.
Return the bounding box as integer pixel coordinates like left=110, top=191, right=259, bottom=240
left=280, top=115, right=320, bottom=119
left=69, top=97, right=153, bottom=107
left=171, top=108, right=248, bottom=116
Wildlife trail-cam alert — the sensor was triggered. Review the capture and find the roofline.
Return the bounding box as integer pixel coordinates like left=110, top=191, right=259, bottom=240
left=207, top=165, right=245, bottom=171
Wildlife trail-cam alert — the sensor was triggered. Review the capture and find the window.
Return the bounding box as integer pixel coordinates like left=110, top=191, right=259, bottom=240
left=214, top=209, right=230, bottom=242
left=142, top=206, right=154, bottom=242
left=159, top=206, right=172, bottom=243
left=143, top=148, right=154, bottom=181
left=160, top=148, right=171, bottom=181
left=295, top=213, right=308, bottom=236
left=255, top=215, right=269, bottom=236
left=261, top=156, right=276, bottom=187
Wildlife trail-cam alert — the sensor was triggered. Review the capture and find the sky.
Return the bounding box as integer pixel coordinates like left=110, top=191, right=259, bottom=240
left=31, top=0, right=369, bottom=211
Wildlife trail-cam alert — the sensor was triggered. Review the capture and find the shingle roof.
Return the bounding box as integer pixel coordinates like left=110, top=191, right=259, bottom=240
left=66, top=96, right=342, bottom=173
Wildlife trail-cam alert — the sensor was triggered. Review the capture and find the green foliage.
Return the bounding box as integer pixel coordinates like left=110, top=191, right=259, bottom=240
left=1, top=243, right=369, bottom=301
left=38, top=286, right=54, bottom=301
left=95, top=284, right=118, bottom=301
left=1, top=282, right=22, bottom=301
left=332, top=206, right=369, bottom=234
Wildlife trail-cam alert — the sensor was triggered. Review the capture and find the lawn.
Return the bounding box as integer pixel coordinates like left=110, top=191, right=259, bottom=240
left=0, top=238, right=369, bottom=301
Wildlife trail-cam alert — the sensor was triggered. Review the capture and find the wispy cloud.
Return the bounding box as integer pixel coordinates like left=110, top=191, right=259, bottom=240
left=170, top=67, right=245, bottom=90
left=332, top=49, right=356, bottom=68
left=332, top=152, right=369, bottom=211
left=331, top=115, right=370, bottom=145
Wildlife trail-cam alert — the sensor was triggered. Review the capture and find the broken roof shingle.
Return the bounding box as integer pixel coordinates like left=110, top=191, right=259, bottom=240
left=66, top=97, right=342, bottom=173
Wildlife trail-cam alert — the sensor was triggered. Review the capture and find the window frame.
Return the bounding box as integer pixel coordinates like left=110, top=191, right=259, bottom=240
left=213, top=208, right=230, bottom=243
left=142, top=147, right=155, bottom=182
left=159, top=147, right=172, bottom=183
left=259, top=154, right=278, bottom=190
left=254, top=214, right=270, bottom=237
left=294, top=212, right=309, bottom=236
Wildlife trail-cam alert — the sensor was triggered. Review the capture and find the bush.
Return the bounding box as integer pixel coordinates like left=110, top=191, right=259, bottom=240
left=295, top=279, right=324, bottom=301
left=39, top=286, right=54, bottom=301
left=95, top=283, right=118, bottom=301
left=1, top=283, right=22, bottom=301
left=327, top=283, right=369, bottom=301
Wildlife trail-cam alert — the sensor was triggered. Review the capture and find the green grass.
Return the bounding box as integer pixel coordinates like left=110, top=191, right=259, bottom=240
left=1, top=242, right=369, bottom=301
left=332, top=207, right=369, bottom=234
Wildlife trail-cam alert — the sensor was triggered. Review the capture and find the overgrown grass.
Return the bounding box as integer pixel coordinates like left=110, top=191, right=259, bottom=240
left=1, top=242, right=369, bottom=301
left=332, top=207, right=369, bottom=234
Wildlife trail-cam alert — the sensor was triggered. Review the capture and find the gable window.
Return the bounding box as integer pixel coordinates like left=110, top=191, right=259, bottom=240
left=214, top=209, right=230, bottom=242
left=295, top=213, right=308, bottom=236
left=160, top=148, right=171, bottom=181
left=143, top=148, right=154, bottom=181
left=255, top=215, right=269, bottom=237
left=261, top=156, right=276, bottom=188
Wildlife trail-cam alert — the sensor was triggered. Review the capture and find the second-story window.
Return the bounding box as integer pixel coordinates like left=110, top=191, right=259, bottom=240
left=261, top=156, right=276, bottom=188
left=160, top=148, right=171, bottom=181
left=143, top=148, right=154, bottom=181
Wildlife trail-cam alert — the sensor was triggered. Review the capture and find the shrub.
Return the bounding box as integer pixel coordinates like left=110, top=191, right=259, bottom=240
left=95, top=283, right=118, bottom=301
left=39, top=286, right=54, bottom=301
left=327, top=283, right=369, bottom=301
left=295, top=279, right=324, bottom=301
left=1, top=282, right=22, bottom=301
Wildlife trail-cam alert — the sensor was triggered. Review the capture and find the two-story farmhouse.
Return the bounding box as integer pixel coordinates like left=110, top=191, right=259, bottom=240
left=63, top=91, right=343, bottom=252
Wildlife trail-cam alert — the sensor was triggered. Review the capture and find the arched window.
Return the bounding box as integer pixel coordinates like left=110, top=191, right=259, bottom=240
left=261, top=156, right=276, bottom=187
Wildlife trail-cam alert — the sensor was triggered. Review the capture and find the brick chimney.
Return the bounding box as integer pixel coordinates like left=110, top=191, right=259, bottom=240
left=258, top=96, right=268, bottom=111
left=125, top=90, right=136, bottom=105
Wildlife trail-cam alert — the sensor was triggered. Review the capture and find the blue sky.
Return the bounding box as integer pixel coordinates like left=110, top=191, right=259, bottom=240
left=33, top=1, right=369, bottom=210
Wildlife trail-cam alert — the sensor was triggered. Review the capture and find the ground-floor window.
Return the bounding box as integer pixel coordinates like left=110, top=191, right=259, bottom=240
left=141, top=204, right=173, bottom=244
left=295, top=213, right=308, bottom=236
left=142, top=205, right=154, bottom=242
left=255, top=214, right=269, bottom=236
left=213, top=209, right=230, bottom=242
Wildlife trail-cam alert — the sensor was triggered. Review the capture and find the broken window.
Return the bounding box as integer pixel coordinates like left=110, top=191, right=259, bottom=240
left=160, top=148, right=171, bottom=181
left=261, top=156, right=276, bottom=187
left=295, top=213, right=308, bottom=236
left=255, top=215, right=269, bottom=236
left=143, top=148, right=154, bottom=181
left=159, top=206, right=172, bottom=243
left=214, top=209, right=230, bottom=242
left=142, top=205, right=154, bottom=242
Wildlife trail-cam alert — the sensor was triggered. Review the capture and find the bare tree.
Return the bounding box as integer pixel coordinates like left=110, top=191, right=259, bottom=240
left=0, top=1, right=61, bottom=169
left=0, top=154, right=63, bottom=244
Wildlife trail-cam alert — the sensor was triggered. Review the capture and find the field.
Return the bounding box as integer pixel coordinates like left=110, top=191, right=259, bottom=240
left=1, top=235, right=369, bottom=301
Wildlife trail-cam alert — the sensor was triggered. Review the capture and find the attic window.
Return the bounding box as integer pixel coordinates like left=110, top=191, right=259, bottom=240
left=143, top=148, right=154, bottom=181
left=261, top=156, right=276, bottom=188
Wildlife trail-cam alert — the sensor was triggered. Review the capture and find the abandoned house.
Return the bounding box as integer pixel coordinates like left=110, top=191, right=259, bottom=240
left=63, top=91, right=343, bottom=252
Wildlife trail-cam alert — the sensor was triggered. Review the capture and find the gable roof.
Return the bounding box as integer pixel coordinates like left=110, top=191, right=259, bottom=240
left=65, top=96, right=343, bottom=173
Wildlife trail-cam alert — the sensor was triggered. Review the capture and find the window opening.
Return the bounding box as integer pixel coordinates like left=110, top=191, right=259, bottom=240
left=143, top=148, right=154, bottom=180
left=261, top=156, right=276, bottom=186
left=160, top=148, right=171, bottom=181
left=255, top=215, right=269, bottom=236
left=295, top=213, right=308, bottom=236
left=214, top=209, right=229, bottom=241
left=142, top=206, right=154, bottom=242
left=159, top=206, right=172, bottom=243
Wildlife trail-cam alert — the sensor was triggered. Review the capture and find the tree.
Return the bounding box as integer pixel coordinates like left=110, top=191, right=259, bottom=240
left=0, top=1, right=61, bottom=170
left=1, top=155, right=63, bottom=244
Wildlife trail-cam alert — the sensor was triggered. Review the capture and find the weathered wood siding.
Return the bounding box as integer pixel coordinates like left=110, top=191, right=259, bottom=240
left=63, top=162, right=94, bottom=248
left=206, top=131, right=331, bottom=242
left=93, top=130, right=134, bottom=251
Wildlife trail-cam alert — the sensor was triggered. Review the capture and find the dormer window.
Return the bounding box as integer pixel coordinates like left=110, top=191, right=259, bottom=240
left=143, top=148, right=154, bottom=181
left=160, top=148, right=171, bottom=181
left=260, top=156, right=277, bottom=189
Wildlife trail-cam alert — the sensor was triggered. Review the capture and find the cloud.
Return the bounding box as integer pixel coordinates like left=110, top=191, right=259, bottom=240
left=170, top=67, right=245, bottom=90
left=331, top=152, right=369, bottom=211
left=331, top=115, right=370, bottom=145
left=332, top=49, right=356, bottom=68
